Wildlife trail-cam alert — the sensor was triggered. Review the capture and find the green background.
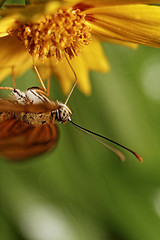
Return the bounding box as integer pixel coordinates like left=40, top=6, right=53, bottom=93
left=1, top=1, right=160, bottom=240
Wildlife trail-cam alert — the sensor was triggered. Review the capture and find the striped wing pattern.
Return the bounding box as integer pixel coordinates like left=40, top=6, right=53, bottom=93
left=0, top=99, right=59, bottom=113
left=0, top=118, right=58, bottom=160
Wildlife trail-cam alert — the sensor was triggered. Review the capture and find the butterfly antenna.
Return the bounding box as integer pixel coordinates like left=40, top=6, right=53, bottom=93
left=68, top=118, right=143, bottom=162
left=64, top=54, right=78, bottom=105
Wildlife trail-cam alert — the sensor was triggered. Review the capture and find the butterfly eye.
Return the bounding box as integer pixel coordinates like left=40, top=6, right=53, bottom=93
left=53, top=104, right=72, bottom=123
left=58, top=108, right=69, bottom=123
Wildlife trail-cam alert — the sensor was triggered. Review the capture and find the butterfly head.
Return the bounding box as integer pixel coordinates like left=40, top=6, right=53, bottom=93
left=54, top=102, right=72, bottom=124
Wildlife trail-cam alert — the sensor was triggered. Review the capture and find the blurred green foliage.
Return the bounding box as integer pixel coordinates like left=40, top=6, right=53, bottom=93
left=1, top=1, right=160, bottom=240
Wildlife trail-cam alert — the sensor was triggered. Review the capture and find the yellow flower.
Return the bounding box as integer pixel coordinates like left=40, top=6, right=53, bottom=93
left=0, top=0, right=160, bottom=95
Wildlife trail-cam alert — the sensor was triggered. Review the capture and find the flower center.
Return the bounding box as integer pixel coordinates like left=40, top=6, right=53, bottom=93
left=8, top=8, right=91, bottom=61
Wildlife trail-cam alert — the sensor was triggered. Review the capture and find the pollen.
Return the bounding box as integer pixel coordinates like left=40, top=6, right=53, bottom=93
left=8, top=8, right=91, bottom=61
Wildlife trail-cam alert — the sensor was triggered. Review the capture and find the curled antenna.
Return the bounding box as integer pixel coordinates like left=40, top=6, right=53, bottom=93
left=68, top=118, right=143, bottom=162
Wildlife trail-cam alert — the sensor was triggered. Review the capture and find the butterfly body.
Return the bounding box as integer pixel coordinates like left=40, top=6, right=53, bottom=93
left=12, top=87, right=51, bottom=105
left=0, top=87, right=72, bottom=160
left=0, top=87, right=142, bottom=162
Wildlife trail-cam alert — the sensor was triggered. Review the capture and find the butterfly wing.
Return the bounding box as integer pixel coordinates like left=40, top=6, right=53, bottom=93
left=0, top=118, right=58, bottom=160
left=0, top=99, right=60, bottom=113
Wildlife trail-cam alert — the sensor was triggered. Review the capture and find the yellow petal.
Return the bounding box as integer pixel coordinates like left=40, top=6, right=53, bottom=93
left=0, top=33, right=9, bottom=37
left=0, top=35, right=32, bottom=82
left=71, top=55, right=92, bottom=95
left=81, top=37, right=110, bottom=72
left=53, top=60, right=75, bottom=95
left=0, top=15, right=18, bottom=35
left=79, top=0, right=160, bottom=6
left=85, top=4, right=160, bottom=48
left=98, top=36, right=138, bottom=49
left=65, top=0, right=160, bottom=8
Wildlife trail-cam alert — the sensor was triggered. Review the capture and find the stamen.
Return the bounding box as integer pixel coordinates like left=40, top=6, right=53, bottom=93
left=8, top=8, right=91, bottom=61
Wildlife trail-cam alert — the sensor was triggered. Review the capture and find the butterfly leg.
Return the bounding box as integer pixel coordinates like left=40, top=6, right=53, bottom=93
left=11, top=66, right=16, bottom=89
left=33, top=65, right=47, bottom=91
left=46, top=75, right=50, bottom=97
left=33, top=64, right=51, bottom=97
left=0, top=86, right=14, bottom=91
left=32, top=57, right=49, bottom=95
left=0, top=66, right=15, bottom=91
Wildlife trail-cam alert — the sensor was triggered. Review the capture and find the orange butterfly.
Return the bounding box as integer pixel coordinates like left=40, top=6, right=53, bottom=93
left=0, top=64, right=73, bottom=160
left=0, top=86, right=72, bottom=160
left=0, top=65, right=143, bottom=162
